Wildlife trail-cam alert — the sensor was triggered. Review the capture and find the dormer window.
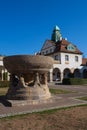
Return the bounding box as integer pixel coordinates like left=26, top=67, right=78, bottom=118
left=67, top=44, right=75, bottom=51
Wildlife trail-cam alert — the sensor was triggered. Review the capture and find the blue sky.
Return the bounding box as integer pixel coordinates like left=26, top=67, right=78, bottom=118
left=0, top=0, right=87, bottom=57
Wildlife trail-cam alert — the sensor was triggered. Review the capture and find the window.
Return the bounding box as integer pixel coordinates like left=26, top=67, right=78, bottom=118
left=46, top=50, right=48, bottom=54
left=50, top=48, right=52, bottom=53
left=58, top=54, right=60, bottom=61
left=75, top=56, right=78, bottom=62
left=67, top=44, right=75, bottom=52
left=65, top=55, right=69, bottom=61
left=54, top=54, right=61, bottom=61
left=55, top=55, right=58, bottom=60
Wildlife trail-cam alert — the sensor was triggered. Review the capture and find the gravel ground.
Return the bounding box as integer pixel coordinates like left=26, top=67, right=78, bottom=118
left=0, top=105, right=87, bottom=130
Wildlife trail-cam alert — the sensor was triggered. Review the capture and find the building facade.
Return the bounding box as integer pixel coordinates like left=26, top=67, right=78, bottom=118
left=40, top=25, right=87, bottom=82
left=0, top=25, right=87, bottom=82
left=0, top=56, right=9, bottom=81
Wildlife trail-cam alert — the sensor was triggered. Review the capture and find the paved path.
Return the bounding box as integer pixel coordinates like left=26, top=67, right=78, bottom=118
left=0, top=84, right=87, bottom=118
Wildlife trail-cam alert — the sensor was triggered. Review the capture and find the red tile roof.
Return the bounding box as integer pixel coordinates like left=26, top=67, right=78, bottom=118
left=54, top=39, right=83, bottom=54
left=82, top=58, right=87, bottom=65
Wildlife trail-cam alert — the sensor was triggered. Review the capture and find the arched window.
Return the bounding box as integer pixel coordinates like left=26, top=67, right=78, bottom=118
left=74, top=69, right=80, bottom=78
left=83, top=69, right=87, bottom=78
left=53, top=68, right=61, bottom=81
left=63, top=68, right=71, bottom=78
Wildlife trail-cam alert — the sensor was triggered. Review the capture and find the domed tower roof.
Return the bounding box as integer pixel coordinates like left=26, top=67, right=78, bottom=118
left=51, top=25, right=62, bottom=42
left=54, top=25, right=60, bottom=31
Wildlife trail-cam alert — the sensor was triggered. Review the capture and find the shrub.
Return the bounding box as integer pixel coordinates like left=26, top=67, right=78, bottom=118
left=3, top=72, right=8, bottom=80
left=0, top=81, right=10, bottom=88
left=62, top=78, right=87, bottom=85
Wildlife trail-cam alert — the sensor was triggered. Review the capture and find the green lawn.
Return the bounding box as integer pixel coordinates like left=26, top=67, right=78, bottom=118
left=0, top=87, right=8, bottom=95
left=78, top=96, right=87, bottom=101
left=49, top=88, right=73, bottom=94
left=0, top=87, right=73, bottom=96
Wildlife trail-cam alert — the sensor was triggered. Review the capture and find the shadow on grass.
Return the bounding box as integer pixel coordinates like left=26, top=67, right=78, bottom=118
left=0, top=95, right=12, bottom=107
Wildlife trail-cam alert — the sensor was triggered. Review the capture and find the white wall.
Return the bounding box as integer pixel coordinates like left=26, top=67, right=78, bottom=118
left=53, top=52, right=82, bottom=73
left=61, top=52, right=82, bottom=68
left=0, top=56, right=4, bottom=66
left=0, top=61, right=3, bottom=66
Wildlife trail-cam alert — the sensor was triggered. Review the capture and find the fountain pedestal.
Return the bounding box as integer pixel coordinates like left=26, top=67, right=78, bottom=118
left=3, top=55, right=54, bottom=105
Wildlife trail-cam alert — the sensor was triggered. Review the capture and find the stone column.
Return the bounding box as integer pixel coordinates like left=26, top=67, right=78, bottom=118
left=44, top=73, right=48, bottom=85
left=49, top=72, right=53, bottom=82
left=60, top=72, right=64, bottom=82
left=5, top=70, right=10, bottom=81
left=1, top=70, right=4, bottom=81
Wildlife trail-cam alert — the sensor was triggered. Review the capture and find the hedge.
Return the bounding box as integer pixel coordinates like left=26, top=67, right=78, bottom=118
left=62, top=78, right=87, bottom=85
left=0, top=81, right=10, bottom=88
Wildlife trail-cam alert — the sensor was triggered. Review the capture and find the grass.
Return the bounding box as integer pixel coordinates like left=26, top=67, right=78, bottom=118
left=0, top=104, right=87, bottom=130
left=78, top=96, right=87, bottom=101
left=0, top=87, right=73, bottom=96
left=1, top=104, right=87, bottom=120
left=49, top=88, right=73, bottom=94
left=37, top=104, right=87, bottom=115
left=0, top=87, right=8, bottom=95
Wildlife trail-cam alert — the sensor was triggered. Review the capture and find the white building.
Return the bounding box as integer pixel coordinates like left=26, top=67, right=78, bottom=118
left=0, top=25, right=87, bottom=82
left=40, top=25, right=87, bottom=82
left=0, top=55, right=9, bottom=81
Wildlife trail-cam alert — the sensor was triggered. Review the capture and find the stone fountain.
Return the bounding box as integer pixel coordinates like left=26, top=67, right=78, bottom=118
left=3, top=55, right=54, bottom=105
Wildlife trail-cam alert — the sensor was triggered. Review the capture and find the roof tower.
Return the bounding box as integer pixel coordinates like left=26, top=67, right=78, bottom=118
left=51, top=25, right=62, bottom=42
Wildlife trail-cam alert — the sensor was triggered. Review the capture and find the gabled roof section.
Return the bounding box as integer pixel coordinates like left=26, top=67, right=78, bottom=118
left=54, top=39, right=83, bottom=54
left=41, top=39, right=55, bottom=51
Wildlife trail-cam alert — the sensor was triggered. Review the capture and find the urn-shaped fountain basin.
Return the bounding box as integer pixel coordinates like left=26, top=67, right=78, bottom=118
left=3, top=55, right=54, bottom=74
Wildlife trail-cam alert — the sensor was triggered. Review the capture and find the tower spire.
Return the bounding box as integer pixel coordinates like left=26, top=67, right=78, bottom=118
left=51, top=25, right=62, bottom=42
